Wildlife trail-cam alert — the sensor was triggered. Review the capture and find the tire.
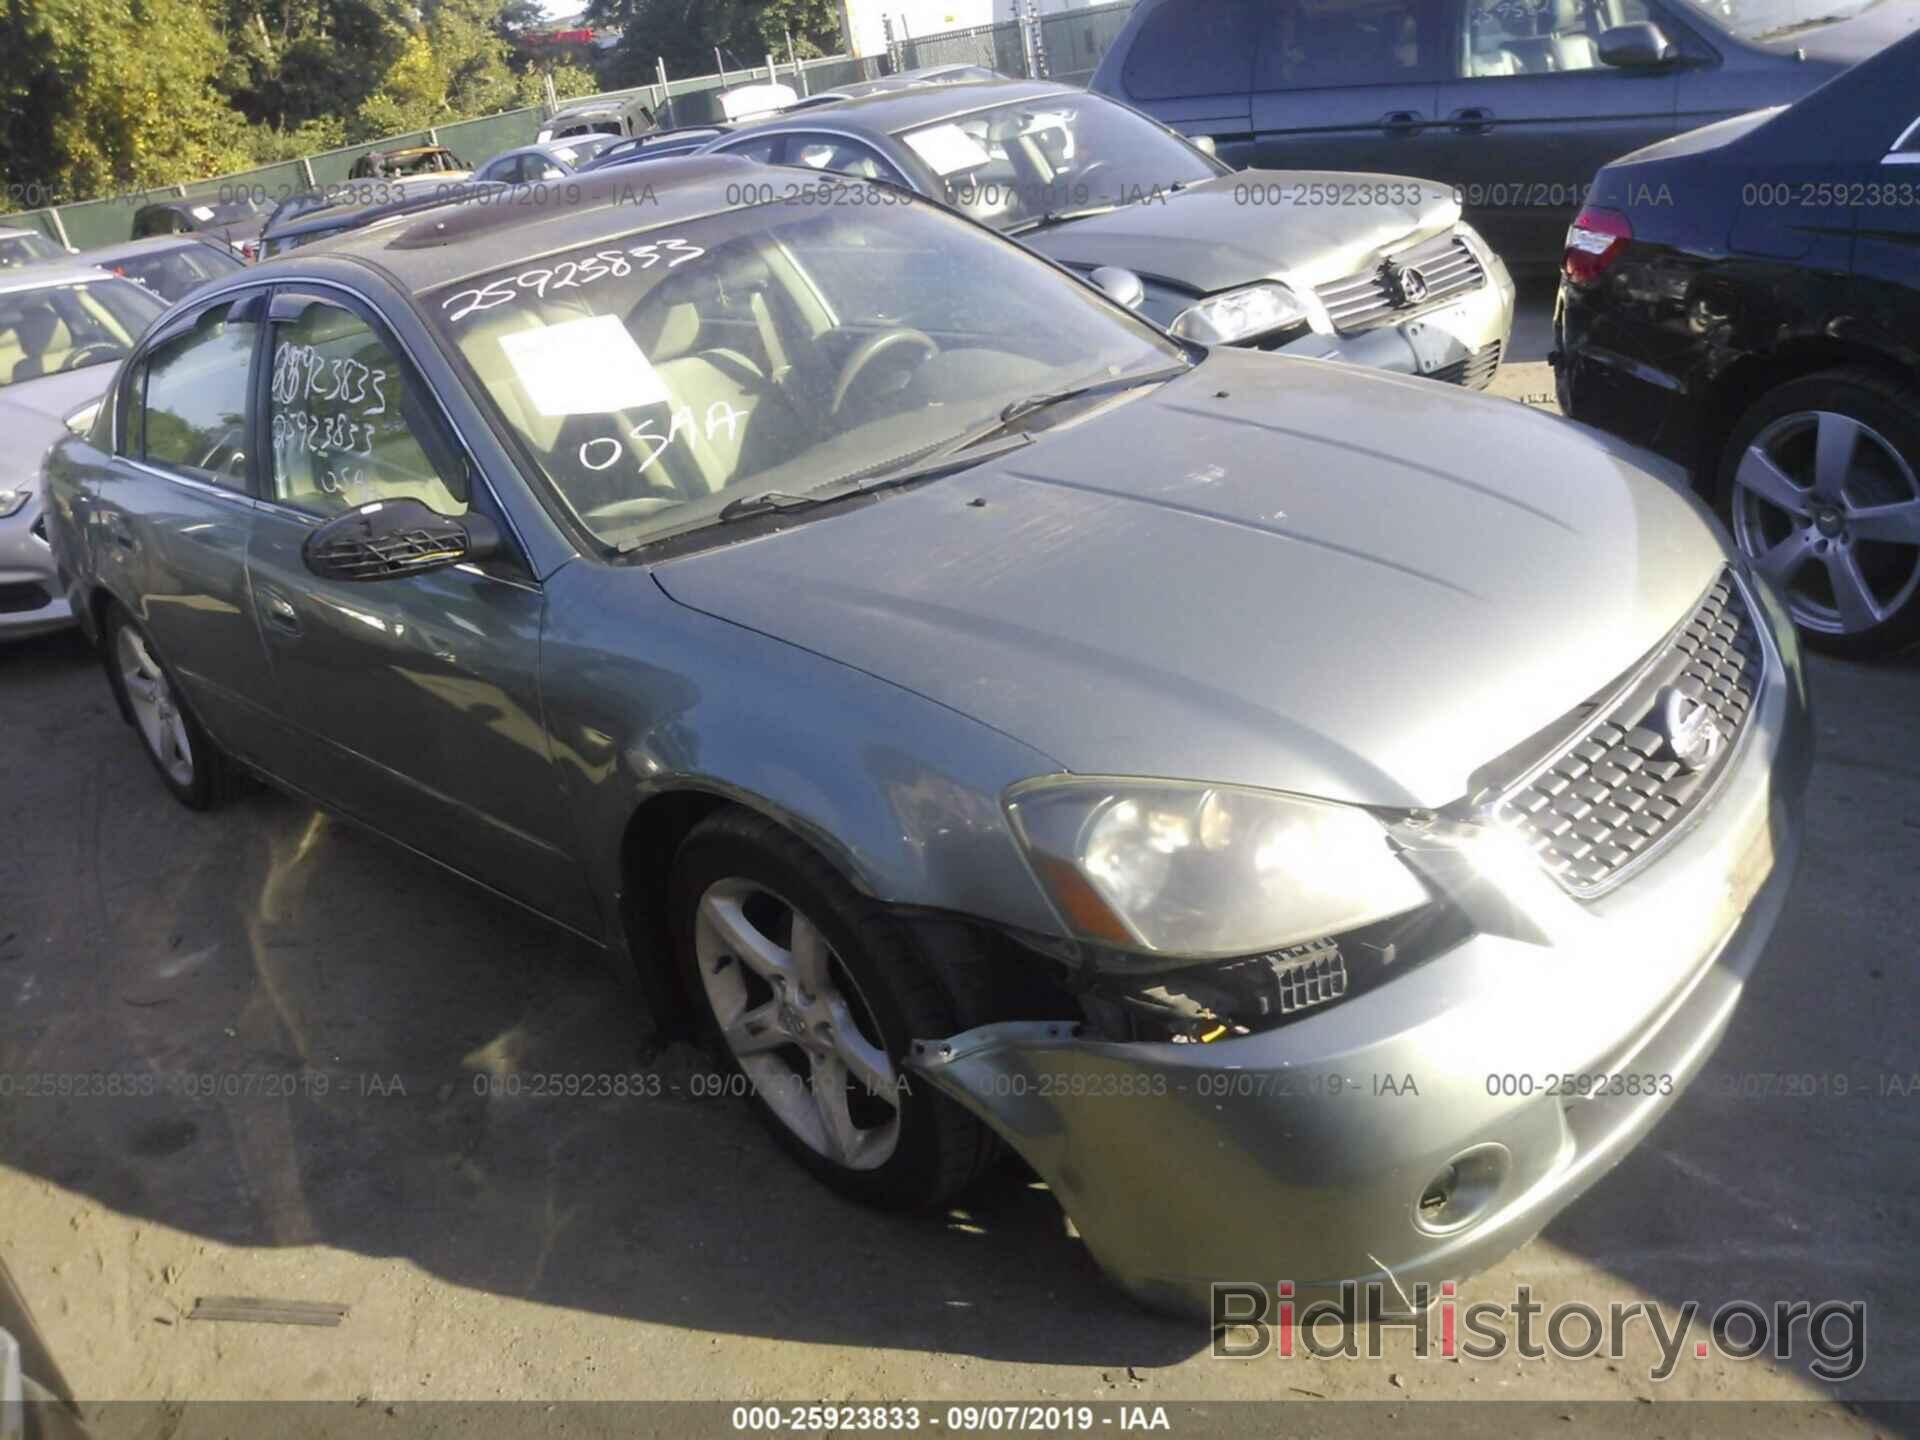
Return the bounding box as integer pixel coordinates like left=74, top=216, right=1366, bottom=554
left=1718, top=368, right=1920, bottom=659
left=102, top=603, right=235, bottom=810
left=667, top=806, right=998, bottom=1211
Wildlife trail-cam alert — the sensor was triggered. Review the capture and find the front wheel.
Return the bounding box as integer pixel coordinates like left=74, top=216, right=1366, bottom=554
left=1719, top=369, right=1920, bottom=658
left=668, top=807, right=997, bottom=1210
left=104, top=605, right=234, bottom=809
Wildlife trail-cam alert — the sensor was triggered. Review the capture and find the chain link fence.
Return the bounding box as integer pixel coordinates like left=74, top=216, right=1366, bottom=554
left=890, top=0, right=1132, bottom=87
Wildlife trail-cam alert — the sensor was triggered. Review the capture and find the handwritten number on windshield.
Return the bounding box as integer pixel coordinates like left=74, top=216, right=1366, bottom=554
left=440, top=239, right=705, bottom=323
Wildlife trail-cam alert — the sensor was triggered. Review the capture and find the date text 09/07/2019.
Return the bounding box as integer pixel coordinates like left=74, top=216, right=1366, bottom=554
left=730, top=1405, right=1171, bottom=1432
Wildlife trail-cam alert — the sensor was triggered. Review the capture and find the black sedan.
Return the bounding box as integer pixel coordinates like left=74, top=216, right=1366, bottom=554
left=1554, top=27, right=1920, bottom=656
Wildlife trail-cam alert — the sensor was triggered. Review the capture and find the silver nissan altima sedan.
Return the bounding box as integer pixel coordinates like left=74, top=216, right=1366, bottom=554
left=43, top=158, right=1810, bottom=1317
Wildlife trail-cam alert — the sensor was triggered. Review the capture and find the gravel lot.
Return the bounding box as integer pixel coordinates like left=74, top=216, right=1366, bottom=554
left=3, top=290, right=1917, bottom=1431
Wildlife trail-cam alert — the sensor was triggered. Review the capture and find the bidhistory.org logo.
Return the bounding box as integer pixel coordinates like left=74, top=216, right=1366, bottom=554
left=1212, top=1281, right=1866, bottom=1383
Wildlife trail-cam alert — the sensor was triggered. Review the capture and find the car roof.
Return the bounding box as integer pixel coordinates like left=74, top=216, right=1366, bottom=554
left=725, top=76, right=1075, bottom=138
left=0, top=262, right=118, bottom=294
left=267, top=155, right=806, bottom=296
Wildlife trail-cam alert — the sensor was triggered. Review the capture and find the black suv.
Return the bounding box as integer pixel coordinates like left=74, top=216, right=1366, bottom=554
left=1091, top=0, right=1912, bottom=265
left=1555, top=28, right=1920, bottom=657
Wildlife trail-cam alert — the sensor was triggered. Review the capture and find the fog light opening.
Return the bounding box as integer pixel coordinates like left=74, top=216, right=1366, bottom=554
left=1412, top=1143, right=1510, bottom=1235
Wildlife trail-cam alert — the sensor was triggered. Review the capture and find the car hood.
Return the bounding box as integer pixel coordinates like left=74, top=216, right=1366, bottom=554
left=651, top=349, right=1729, bottom=810
left=0, top=364, right=113, bottom=475
left=1019, top=170, right=1461, bottom=295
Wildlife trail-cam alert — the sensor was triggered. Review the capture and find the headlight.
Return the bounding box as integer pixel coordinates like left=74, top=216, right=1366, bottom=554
left=0, top=486, right=31, bottom=519
left=1169, top=282, right=1308, bottom=345
left=1007, top=777, right=1430, bottom=959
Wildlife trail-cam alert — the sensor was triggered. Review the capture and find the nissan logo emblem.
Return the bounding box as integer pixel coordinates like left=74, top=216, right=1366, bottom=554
left=1654, top=685, right=1726, bottom=774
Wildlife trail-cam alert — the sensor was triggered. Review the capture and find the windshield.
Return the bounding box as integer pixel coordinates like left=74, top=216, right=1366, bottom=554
left=1671, top=0, right=1881, bottom=38
left=0, top=231, right=62, bottom=269
left=0, top=278, right=162, bottom=387
left=429, top=196, right=1184, bottom=550
left=900, top=93, right=1222, bottom=232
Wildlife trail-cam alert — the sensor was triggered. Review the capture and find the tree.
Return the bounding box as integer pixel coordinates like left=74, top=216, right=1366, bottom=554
left=0, top=0, right=258, bottom=199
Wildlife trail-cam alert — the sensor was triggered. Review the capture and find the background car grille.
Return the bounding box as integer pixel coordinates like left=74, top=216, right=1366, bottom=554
left=1313, top=230, right=1488, bottom=334
left=1490, top=571, right=1764, bottom=894
left=1431, top=340, right=1503, bottom=390
left=0, top=581, right=51, bottom=614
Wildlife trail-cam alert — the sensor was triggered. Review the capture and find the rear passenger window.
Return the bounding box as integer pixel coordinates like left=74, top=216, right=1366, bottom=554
left=267, top=302, right=468, bottom=518
left=140, top=300, right=257, bottom=489
left=1120, top=0, right=1257, bottom=100
left=1256, top=0, right=1447, bottom=89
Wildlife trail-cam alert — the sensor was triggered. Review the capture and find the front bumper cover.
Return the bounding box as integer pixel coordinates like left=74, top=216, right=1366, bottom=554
left=909, top=572, right=1811, bottom=1318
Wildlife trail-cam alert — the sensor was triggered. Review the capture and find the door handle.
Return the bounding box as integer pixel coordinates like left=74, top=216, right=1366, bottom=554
left=261, top=591, right=302, bottom=636
left=1379, top=109, right=1426, bottom=136
left=1449, top=107, right=1496, bottom=134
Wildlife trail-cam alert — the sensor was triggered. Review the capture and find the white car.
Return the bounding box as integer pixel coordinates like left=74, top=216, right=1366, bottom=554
left=0, top=265, right=164, bottom=640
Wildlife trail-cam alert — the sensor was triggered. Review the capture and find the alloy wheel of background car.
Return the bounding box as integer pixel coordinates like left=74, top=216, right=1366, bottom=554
left=694, top=876, right=902, bottom=1171
left=1723, top=371, right=1920, bottom=658
left=668, top=807, right=997, bottom=1209
left=103, top=606, right=233, bottom=810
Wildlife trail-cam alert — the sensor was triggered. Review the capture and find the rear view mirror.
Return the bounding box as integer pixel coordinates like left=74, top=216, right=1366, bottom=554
left=303, top=498, right=499, bottom=582
left=1599, top=22, right=1677, bottom=67
left=1090, top=265, right=1146, bottom=309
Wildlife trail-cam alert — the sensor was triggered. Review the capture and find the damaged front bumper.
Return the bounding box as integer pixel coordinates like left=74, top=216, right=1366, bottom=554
left=910, top=577, right=1811, bottom=1319
left=1270, top=238, right=1516, bottom=390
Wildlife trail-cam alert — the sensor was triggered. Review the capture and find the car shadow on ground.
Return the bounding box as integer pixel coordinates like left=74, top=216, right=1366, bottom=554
left=3, top=626, right=1918, bottom=1392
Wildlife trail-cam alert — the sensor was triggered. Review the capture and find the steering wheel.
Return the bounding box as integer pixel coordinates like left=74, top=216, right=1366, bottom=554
left=830, top=328, right=938, bottom=418
left=1071, top=160, right=1116, bottom=201
left=61, top=343, right=123, bottom=372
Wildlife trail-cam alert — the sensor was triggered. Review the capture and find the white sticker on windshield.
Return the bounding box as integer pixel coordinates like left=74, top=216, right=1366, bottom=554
left=191, top=204, right=216, bottom=221
left=498, top=313, right=669, bottom=416
left=904, top=123, right=991, bottom=176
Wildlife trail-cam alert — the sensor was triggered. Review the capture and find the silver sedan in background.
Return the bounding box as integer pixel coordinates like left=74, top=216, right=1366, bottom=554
left=1, top=265, right=164, bottom=640
left=45, top=161, right=1806, bottom=1315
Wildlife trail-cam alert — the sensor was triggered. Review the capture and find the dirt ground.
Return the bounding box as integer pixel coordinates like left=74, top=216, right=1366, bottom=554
left=4, top=294, right=1918, bottom=1435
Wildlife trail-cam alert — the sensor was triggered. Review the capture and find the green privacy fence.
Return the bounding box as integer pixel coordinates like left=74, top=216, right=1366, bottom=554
left=2, top=52, right=884, bottom=253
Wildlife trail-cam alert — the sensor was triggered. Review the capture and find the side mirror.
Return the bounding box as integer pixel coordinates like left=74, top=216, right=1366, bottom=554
left=303, top=498, right=500, bottom=582
left=1599, top=22, right=1677, bottom=67
left=1089, top=265, right=1146, bottom=310
left=1191, top=134, right=1218, bottom=158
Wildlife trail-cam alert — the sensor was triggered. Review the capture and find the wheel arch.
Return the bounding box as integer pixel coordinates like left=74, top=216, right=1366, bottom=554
left=1696, top=338, right=1920, bottom=497
left=612, top=784, right=880, bottom=1039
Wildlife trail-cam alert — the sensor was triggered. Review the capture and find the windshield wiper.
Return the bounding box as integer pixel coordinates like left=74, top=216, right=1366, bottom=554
left=994, top=360, right=1194, bottom=429
left=713, top=489, right=821, bottom=523
left=1005, top=203, right=1122, bottom=236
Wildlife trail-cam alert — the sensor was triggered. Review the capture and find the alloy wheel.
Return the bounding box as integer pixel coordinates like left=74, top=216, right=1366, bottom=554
left=116, top=625, right=195, bottom=788
left=693, top=877, right=902, bottom=1170
left=1731, top=409, right=1920, bottom=636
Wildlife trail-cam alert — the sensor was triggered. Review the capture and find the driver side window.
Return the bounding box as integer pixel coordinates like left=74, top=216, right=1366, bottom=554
left=267, top=301, right=468, bottom=518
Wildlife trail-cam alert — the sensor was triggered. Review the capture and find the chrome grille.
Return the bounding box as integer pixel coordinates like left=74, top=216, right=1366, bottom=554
left=1489, top=571, right=1765, bottom=894
left=1313, top=230, right=1488, bottom=334
left=1431, top=339, right=1502, bottom=390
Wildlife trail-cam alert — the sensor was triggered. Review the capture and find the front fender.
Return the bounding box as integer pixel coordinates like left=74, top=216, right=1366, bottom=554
left=538, top=559, right=1071, bottom=943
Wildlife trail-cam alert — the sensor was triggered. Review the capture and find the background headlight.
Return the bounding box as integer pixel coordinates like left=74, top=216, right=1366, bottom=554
left=1007, top=777, right=1431, bottom=958
left=0, top=486, right=31, bottom=519
left=1169, top=283, right=1307, bottom=345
